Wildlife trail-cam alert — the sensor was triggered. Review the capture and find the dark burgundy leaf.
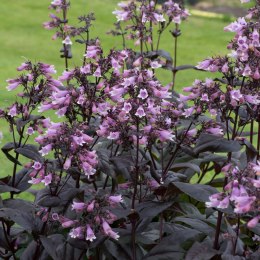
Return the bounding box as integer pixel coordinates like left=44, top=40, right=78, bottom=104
left=136, top=201, right=173, bottom=218
left=36, top=189, right=61, bottom=207
left=103, top=239, right=132, bottom=260
left=145, top=50, right=173, bottom=64
left=1, top=142, right=22, bottom=165
left=3, top=199, right=34, bottom=213
left=0, top=208, right=39, bottom=232
left=1, top=142, right=17, bottom=152
left=0, top=182, right=20, bottom=193
left=0, top=227, right=12, bottom=250
left=8, top=168, right=32, bottom=193
left=110, top=154, right=135, bottom=180
left=142, top=227, right=200, bottom=260
left=16, top=145, right=43, bottom=162
left=185, top=240, right=218, bottom=260
left=173, top=182, right=218, bottom=202
left=40, top=234, right=65, bottom=260
left=20, top=241, right=38, bottom=260
left=174, top=217, right=215, bottom=236
left=175, top=65, right=196, bottom=71
left=58, top=187, right=81, bottom=206
left=194, top=134, right=241, bottom=154
left=96, top=148, right=116, bottom=179
left=171, top=163, right=201, bottom=174
left=242, top=139, right=258, bottom=162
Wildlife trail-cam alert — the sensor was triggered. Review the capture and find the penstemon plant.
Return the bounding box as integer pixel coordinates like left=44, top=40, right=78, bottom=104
left=0, top=0, right=259, bottom=259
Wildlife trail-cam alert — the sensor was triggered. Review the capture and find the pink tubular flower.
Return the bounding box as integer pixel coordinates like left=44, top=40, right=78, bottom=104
left=41, top=173, right=52, bottom=186
left=135, top=106, right=145, bottom=118
left=38, top=103, right=53, bottom=113
left=69, top=227, right=83, bottom=239
left=196, top=59, right=211, bottom=70
left=62, top=36, right=72, bottom=45
left=84, top=44, right=101, bottom=59
left=206, top=193, right=221, bottom=208
left=93, top=67, right=101, bottom=77
left=230, top=90, right=243, bottom=102
left=157, top=129, right=175, bottom=142
left=87, top=200, right=95, bottom=212
left=8, top=104, right=18, bottom=117
left=108, top=195, right=123, bottom=204
left=6, top=78, right=21, bottom=91
left=122, top=102, right=132, bottom=113
left=28, top=177, right=42, bottom=185
left=63, top=156, right=72, bottom=170
left=183, top=107, right=194, bottom=118
left=102, top=219, right=119, bottom=240
left=52, top=213, right=59, bottom=221
left=206, top=127, right=224, bottom=136
left=72, top=201, right=86, bottom=212
left=26, top=127, right=35, bottom=135
left=224, top=18, right=247, bottom=33
left=32, top=161, right=42, bottom=170
left=234, top=196, right=256, bottom=214
left=61, top=219, right=75, bottom=228
left=39, top=144, right=52, bottom=156
left=55, top=107, right=68, bottom=118
left=51, top=0, right=62, bottom=6
left=247, top=216, right=259, bottom=228
left=138, top=89, right=148, bottom=99
left=108, top=132, right=120, bottom=140
left=112, top=9, right=130, bottom=22
left=86, top=225, right=96, bottom=242
left=218, top=197, right=229, bottom=209
left=17, top=62, right=31, bottom=71
left=39, top=63, right=56, bottom=75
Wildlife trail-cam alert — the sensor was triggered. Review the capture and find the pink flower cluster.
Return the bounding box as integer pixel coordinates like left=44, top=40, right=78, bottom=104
left=39, top=41, right=131, bottom=121
left=162, top=0, right=190, bottom=24
left=224, top=14, right=260, bottom=79
left=28, top=161, right=54, bottom=186
left=4, top=62, right=60, bottom=122
left=112, top=0, right=189, bottom=45
left=97, top=66, right=183, bottom=147
left=206, top=163, right=260, bottom=228
left=34, top=121, right=97, bottom=179
left=181, top=77, right=260, bottom=114
left=113, top=0, right=189, bottom=24
left=56, top=195, right=123, bottom=241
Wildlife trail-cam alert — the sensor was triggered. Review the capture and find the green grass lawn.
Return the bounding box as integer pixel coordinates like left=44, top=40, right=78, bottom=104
left=0, top=0, right=236, bottom=181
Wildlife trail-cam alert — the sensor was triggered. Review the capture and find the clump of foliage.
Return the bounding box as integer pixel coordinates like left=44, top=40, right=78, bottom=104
left=0, top=0, right=259, bottom=259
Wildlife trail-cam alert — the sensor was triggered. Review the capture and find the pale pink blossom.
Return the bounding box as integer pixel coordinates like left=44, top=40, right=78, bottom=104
left=102, top=220, right=119, bottom=240
left=39, top=144, right=52, bottom=156
left=32, top=161, right=42, bottom=170
left=135, top=106, right=146, bottom=118
left=138, top=89, right=148, bottom=99
left=86, top=225, right=96, bottom=242
left=8, top=104, right=18, bottom=117
left=69, top=227, right=83, bottom=239
left=109, top=195, right=123, bottom=204
left=62, top=36, right=72, bottom=45
left=41, top=173, right=52, bottom=186
left=72, top=202, right=86, bottom=212
left=87, top=200, right=95, bottom=212
left=108, top=132, right=120, bottom=140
